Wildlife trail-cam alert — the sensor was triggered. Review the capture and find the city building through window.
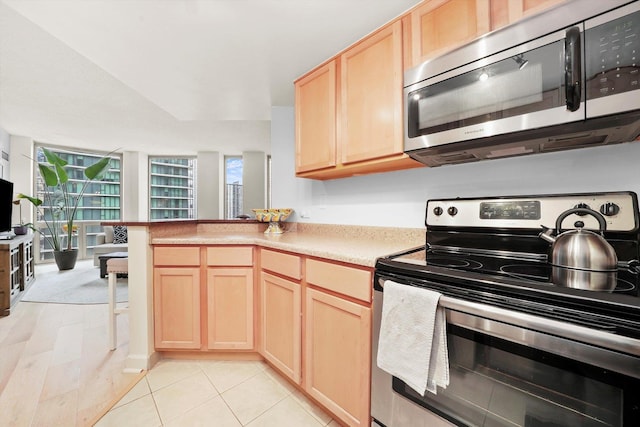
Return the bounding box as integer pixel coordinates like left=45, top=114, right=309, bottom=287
left=149, top=157, right=196, bottom=220
left=225, top=156, right=243, bottom=219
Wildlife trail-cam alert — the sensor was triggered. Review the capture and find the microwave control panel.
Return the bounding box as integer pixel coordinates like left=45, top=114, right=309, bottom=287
left=585, top=4, right=640, bottom=99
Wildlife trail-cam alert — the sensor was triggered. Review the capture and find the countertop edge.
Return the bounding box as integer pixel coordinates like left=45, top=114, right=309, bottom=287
left=151, top=232, right=424, bottom=268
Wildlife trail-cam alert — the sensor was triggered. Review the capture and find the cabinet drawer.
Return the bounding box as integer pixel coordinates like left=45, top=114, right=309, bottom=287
left=306, top=259, right=372, bottom=303
left=154, top=246, right=200, bottom=266
left=261, top=249, right=301, bottom=280
left=206, top=246, right=253, bottom=266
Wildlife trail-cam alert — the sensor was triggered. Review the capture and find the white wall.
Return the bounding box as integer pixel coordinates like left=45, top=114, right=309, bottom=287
left=0, top=128, right=9, bottom=180
left=8, top=135, right=34, bottom=225
left=271, top=106, right=640, bottom=229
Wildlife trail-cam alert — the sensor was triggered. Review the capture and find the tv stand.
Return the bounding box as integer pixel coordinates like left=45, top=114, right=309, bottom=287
left=0, top=233, right=35, bottom=316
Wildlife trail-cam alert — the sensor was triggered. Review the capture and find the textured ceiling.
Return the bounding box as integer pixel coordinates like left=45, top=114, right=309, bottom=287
left=0, top=0, right=419, bottom=155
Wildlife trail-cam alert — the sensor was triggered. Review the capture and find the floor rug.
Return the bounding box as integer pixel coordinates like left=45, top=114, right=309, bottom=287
left=21, top=260, right=128, bottom=304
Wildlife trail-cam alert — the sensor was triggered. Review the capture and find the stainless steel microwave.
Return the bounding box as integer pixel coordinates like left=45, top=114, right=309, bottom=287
left=404, top=0, right=640, bottom=167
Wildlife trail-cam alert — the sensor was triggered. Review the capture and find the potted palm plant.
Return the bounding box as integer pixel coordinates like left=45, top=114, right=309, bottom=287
left=11, top=199, right=28, bottom=235
left=18, top=148, right=112, bottom=270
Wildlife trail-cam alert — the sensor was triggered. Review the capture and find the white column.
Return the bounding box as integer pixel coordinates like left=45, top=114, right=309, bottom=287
left=122, top=151, right=149, bottom=221
left=242, top=151, right=267, bottom=214
left=124, top=225, right=158, bottom=372
left=197, top=151, right=220, bottom=219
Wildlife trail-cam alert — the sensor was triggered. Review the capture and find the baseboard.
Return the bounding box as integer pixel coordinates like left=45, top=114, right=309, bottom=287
left=125, top=350, right=160, bottom=371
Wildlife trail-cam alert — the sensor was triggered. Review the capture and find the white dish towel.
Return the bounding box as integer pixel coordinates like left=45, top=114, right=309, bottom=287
left=377, top=280, right=449, bottom=396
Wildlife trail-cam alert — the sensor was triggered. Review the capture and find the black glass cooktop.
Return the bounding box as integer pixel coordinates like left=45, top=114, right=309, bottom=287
left=387, top=246, right=639, bottom=296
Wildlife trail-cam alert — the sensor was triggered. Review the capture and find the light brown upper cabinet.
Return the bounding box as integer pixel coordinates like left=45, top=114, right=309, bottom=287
left=490, top=0, right=567, bottom=30
left=295, top=20, right=422, bottom=180
left=409, top=0, right=490, bottom=67
left=295, top=61, right=337, bottom=174
left=340, top=20, right=404, bottom=165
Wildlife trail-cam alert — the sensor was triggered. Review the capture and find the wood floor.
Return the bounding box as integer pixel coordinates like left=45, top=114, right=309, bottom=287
left=0, top=300, right=140, bottom=426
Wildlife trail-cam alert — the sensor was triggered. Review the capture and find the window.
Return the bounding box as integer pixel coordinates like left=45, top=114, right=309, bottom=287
left=149, top=157, right=196, bottom=220
left=225, top=156, right=243, bottom=219
left=34, top=145, right=121, bottom=262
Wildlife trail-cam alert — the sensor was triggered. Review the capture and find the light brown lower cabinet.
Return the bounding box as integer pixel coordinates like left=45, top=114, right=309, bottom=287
left=305, top=287, right=372, bottom=427
left=207, top=267, right=254, bottom=350
left=153, top=245, right=373, bottom=426
left=153, top=267, right=202, bottom=349
left=153, top=245, right=255, bottom=351
left=260, top=271, right=302, bottom=383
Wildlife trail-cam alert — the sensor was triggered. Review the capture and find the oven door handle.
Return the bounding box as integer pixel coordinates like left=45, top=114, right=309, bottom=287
left=376, top=276, right=640, bottom=379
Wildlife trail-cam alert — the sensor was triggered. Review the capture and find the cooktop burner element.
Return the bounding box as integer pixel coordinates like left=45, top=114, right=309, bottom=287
left=426, top=256, right=483, bottom=269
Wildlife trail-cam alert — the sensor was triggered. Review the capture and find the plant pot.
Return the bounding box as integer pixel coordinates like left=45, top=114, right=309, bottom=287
left=53, top=249, right=78, bottom=271
left=13, top=225, right=28, bottom=235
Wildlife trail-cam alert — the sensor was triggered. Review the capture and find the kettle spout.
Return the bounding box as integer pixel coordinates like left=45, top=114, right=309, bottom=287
left=538, top=225, right=556, bottom=243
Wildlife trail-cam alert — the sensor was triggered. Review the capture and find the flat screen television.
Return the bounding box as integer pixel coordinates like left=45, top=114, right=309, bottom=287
left=0, top=178, right=14, bottom=234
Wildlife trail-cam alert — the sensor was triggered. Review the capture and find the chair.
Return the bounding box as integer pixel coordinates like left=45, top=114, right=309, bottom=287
left=107, top=257, right=129, bottom=350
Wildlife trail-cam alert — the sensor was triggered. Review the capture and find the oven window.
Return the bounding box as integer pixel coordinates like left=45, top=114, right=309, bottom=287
left=393, top=325, right=634, bottom=427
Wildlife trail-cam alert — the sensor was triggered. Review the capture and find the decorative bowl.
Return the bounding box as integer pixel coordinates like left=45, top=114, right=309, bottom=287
left=252, top=208, right=293, bottom=234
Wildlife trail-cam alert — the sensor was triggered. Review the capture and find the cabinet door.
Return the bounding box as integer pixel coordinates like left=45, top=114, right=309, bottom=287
left=305, top=288, right=372, bottom=426
left=154, top=267, right=201, bottom=349
left=411, top=0, right=490, bottom=66
left=341, top=20, right=403, bottom=164
left=295, top=60, right=337, bottom=173
left=261, top=272, right=301, bottom=383
left=490, top=0, right=566, bottom=30
left=206, top=268, right=254, bottom=350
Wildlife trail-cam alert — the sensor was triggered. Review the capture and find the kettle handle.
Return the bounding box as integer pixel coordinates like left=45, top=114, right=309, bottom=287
left=555, top=207, right=607, bottom=233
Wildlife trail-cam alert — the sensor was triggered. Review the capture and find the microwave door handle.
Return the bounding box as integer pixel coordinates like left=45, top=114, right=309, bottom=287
left=564, top=26, right=582, bottom=112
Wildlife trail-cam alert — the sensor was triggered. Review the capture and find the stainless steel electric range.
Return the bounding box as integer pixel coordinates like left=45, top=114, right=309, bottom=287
left=372, top=192, right=640, bottom=427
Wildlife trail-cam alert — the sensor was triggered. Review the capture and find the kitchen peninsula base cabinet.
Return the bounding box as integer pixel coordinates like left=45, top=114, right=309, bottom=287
left=305, top=259, right=372, bottom=427
left=305, top=288, right=371, bottom=427
left=206, top=268, right=254, bottom=350
left=259, top=249, right=373, bottom=426
left=259, top=249, right=303, bottom=384
left=153, top=246, right=202, bottom=349
left=153, top=245, right=255, bottom=352
left=153, top=267, right=201, bottom=349
left=260, top=272, right=301, bottom=383
left=153, top=242, right=374, bottom=426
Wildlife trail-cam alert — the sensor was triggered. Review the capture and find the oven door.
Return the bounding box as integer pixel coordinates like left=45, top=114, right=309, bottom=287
left=404, top=26, right=583, bottom=153
left=371, top=276, right=640, bottom=427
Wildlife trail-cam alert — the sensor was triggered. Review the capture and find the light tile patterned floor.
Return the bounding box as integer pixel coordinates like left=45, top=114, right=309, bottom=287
left=96, top=359, right=338, bottom=427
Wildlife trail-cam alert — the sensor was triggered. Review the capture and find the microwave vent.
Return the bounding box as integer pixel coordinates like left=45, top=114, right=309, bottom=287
left=486, top=146, right=534, bottom=159
left=541, top=134, right=607, bottom=152
left=415, top=150, right=480, bottom=166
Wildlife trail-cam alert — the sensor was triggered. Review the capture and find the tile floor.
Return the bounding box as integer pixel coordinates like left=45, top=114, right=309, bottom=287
left=96, top=358, right=338, bottom=427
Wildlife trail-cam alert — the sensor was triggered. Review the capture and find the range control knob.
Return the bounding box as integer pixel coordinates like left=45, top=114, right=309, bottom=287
left=574, top=203, right=590, bottom=215
left=447, top=206, right=458, bottom=216
left=433, top=206, right=443, bottom=216
left=600, top=202, right=620, bottom=216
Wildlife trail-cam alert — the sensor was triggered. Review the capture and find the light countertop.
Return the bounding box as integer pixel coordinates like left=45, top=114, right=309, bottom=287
left=151, top=223, right=425, bottom=267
